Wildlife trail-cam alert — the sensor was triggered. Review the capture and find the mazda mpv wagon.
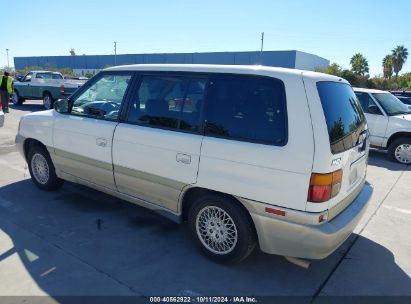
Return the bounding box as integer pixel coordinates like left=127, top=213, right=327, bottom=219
left=16, top=64, right=373, bottom=263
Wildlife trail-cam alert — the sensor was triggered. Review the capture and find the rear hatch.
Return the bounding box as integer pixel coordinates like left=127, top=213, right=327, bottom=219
left=303, top=74, right=369, bottom=215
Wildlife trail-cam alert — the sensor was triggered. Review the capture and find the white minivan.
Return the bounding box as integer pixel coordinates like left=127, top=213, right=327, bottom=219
left=354, top=88, right=411, bottom=164
left=16, top=64, right=373, bottom=263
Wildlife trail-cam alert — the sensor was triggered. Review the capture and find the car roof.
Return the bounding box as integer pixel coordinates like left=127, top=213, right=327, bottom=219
left=30, top=71, right=62, bottom=74
left=105, top=64, right=343, bottom=81
left=353, top=87, right=388, bottom=94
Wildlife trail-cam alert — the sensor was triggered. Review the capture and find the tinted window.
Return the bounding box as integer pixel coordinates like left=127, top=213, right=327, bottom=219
left=127, top=75, right=206, bottom=131
left=71, top=73, right=132, bottom=120
left=317, top=82, right=366, bottom=154
left=203, top=74, right=287, bottom=145
left=355, top=92, right=380, bottom=114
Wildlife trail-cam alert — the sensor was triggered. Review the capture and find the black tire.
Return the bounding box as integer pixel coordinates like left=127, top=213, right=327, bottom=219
left=28, top=145, right=64, bottom=190
left=188, top=193, right=257, bottom=263
left=43, top=92, right=54, bottom=110
left=388, top=137, right=411, bottom=164
left=12, top=91, right=24, bottom=105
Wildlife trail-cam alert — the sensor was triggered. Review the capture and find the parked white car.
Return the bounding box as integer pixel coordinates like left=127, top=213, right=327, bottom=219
left=16, top=64, right=373, bottom=263
left=354, top=88, right=411, bottom=164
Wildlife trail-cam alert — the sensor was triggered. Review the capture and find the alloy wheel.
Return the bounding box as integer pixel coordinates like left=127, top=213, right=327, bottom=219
left=196, top=206, right=238, bottom=255
left=31, top=153, right=50, bottom=184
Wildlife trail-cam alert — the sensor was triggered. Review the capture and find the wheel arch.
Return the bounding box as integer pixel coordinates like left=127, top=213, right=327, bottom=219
left=386, top=132, right=411, bottom=148
left=180, top=187, right=253, bottom=224
left=12, top=89, right=25, bottom=104
left=43, top=90, right=54, bottom=99
left=13, top=88, right=21, bottom=99
left=23, top=138, right=47, bottom=160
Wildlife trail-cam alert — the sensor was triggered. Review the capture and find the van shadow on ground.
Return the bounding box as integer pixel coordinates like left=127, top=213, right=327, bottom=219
left=0, top=179, right=410, bottom=300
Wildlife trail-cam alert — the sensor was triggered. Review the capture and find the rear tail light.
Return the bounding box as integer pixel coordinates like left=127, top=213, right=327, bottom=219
left=308, top=170, right=342, bottom=203
left=59, top=85, right=65, bottom=93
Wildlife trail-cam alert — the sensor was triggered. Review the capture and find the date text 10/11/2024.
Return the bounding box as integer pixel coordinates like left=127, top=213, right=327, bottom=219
left=149, top=296, right=258, bottom=303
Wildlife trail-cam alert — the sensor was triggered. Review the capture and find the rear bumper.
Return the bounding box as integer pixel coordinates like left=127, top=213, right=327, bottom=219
left=249, top=181, right=373, bottom=259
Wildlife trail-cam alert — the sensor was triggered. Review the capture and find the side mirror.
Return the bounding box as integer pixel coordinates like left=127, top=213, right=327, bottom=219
left=368, top=105, right=382, bottom=115
left=54, top=99, right=70, bottom=113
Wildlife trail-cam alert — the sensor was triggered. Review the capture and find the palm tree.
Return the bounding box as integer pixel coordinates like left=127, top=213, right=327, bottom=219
left=392, top=45, right=408, bottom=78
left=350, top=53, right=369, bottom=76
left=382, top=55, right=393, bottom=79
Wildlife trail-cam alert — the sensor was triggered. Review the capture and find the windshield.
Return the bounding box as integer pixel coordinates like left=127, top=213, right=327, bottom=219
left=372, top=93, right=411, bottom=116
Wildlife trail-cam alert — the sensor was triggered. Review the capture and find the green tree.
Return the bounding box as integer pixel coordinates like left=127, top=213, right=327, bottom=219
left=382, top=55, right=393, bottom=79
left=350, top=53, right=369, bottom=76
left=84, top=71, right=95, bottom=78
left=330, top=118, right=345, bottom=142
left=369, top=77, right=390, bottom=90
left=315, top=62, right=342, bottom=76
left=392, top=45, right=408, bottom=78
left=397, top=72, right=411, bottom=89
left=69, top=48, right=76, bottom=56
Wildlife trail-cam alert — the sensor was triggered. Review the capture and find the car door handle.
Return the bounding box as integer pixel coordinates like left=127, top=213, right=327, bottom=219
left=96, top=138, right=107, bottom=147
left=176, top=153, right=191, bottom=164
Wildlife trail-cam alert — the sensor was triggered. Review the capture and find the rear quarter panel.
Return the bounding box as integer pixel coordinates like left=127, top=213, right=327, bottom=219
left=196, top=71, right=315, bottom=211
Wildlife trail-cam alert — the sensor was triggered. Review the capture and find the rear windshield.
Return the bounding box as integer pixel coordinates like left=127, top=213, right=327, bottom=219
left=317, top=82, right=366, bottom=154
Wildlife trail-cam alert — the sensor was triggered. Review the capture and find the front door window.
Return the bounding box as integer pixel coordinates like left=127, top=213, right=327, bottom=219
left=71, top=74, right=132, bottom=120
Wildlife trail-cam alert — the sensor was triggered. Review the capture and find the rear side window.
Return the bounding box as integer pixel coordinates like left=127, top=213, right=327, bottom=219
left=204, top=74, right=287, bottom=145
left=36, top=73, right=48, bottom=79
left=52, top=73, right=63, bottom=79
left=126, top=75, right=206, bottom=132
left=317, top=82, right=366, bottom=154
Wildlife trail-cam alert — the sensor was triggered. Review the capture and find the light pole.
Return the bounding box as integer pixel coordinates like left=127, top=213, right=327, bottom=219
left=114, top=41, right=117, bottom=65
left=260, top=32, right=264, bottom=65
left=6, top=48, right=10, bottom=68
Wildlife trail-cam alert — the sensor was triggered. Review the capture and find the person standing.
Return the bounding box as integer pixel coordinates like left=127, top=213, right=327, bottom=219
left=0, top=71, right=13, bottom=113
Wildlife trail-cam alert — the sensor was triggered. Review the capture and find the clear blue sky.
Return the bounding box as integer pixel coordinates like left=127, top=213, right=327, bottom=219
left=2, top=0, right=410, bottom=76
